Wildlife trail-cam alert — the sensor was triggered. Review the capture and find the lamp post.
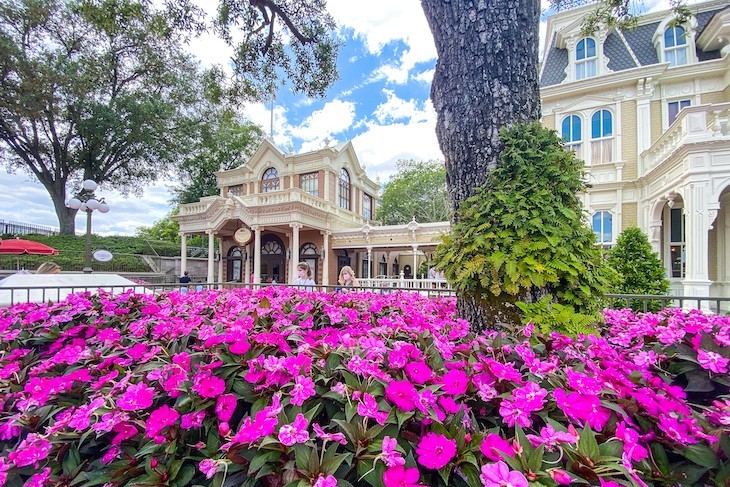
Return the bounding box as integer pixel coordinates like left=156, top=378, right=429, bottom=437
left=66, top=179, right=110, bottom=273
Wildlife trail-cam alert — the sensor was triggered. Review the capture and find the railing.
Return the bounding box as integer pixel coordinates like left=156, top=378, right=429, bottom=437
left=604, top=293, right=730, bottom=313
left=641, top=102, right=730, bottom=175
left=0, top=219, right=59, bottom=236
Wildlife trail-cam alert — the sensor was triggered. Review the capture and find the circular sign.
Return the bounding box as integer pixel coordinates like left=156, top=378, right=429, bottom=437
left=234, top=228, right=253, bottom=245
left=93, top=249, right=113, bottom=262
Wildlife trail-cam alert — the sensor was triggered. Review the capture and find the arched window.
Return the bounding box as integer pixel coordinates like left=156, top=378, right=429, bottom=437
left=664, top=25, right=687, bottom=67
left=338, top=168, right=351, bottom=210
left=561, top=115, right=582, bottom=159
left=261, top=167, right=280, bottom=193
left=576, top=37, right=597, bottom=80
left=592, top=211, right=613, bottom=245
left=379, top=255, right=387, bottom=277
left=590, top=110, right=613, bottom=164
left=261, top=238, right=283, bottom=255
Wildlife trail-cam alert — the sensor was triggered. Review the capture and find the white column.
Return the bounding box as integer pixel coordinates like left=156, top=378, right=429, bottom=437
left=180, top=233, right=187, bottom=276
left=366, top=246, right=373, bottom=279
left=321, top=231, right=330, bottom=286
left=218, top=237, right=224, bottom=287
left=206, top=230, right=215, bottom=284
left=244, top=244, right=251, bottom=284
left=253, top=226, right=262, bottom=285
left=290, top=223, right=301, bottom=284
left=412, top=245, right=418, bottom=281
left=683, top=182, right=712, bottom=299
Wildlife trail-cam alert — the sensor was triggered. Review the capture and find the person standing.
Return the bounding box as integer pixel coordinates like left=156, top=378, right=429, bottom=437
left=293, top=262, right=316, bottom=291
left=338, top=265, right=360, bottom=291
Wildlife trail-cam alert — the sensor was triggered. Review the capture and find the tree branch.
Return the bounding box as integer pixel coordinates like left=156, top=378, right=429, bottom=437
left=250, top=0, right=315, bottom=44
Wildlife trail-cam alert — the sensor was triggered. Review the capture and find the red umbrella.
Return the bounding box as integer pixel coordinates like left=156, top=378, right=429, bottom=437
left=0, top=238, right=58, bottom=255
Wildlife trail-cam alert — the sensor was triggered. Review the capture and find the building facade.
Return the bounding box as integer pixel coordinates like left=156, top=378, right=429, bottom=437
left=540, top=0, right=730, bottom=297
left=174, top=139, right=448, bottom=285
left=177, top=1, right=730, bottom=296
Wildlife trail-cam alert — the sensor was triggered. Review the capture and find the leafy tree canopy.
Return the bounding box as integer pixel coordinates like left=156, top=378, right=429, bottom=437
left=173, top=108, right=263, bottom=205
left=375, top=159, right=448, bottom=225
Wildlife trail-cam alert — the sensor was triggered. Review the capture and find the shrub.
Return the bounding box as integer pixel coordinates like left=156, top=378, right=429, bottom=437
left=433, top=123, right=617, bottom=327
left=607, top=227, right=670, bottom=312
left=0, top=288, right=727, bottom=487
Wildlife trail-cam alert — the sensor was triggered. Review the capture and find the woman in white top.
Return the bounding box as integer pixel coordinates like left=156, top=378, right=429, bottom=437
left=293, top=262, right=316, bottom=291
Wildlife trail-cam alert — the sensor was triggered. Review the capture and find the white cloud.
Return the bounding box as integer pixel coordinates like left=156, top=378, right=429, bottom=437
left=327, top=0, right=436, bottom=84
left=290, top=100, right=357, bottom=144
left=350, top=99, right=442, bottom=182
left=373, top=89, right=423, bottom=124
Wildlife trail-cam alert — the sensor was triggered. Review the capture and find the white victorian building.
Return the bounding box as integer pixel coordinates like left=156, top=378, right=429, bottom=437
left=174, top=139, right=448, bottom=286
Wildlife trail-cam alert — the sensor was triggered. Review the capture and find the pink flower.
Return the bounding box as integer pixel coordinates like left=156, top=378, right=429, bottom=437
left=383, top=465, right=421, bottom=487
left=199, top=458, right=222, bottom=479
left=290, top=375, right=316, bottom=406
left=548, top=469, right=573, bottom=485
left=416, top=432, right=456, bottom=470
left=380, top=436, right=405, bottom=467
left=404, top=361, right=432, bottom=384
left=616, top=422, right=648, bottom=462
left=215, top=394, right=237, bottom=422
left=117, top=382, right=155, bottom=411
left=24, top=467, right=51, bottom=487
left=192, top=372, right=226, bottom=398
left=313, top=423, right=347, bottom=445
left=181, top=410, right=206, bottom=429
left=553, top=388, right=610, bottom=431
left=697, top=349, right=729, bottom=374
left=525, top=424, right=576, bottom=451
left=480, top=433, right=514, bottom=461
left=498, top=398, right=532, bottom=428
left=441, top=369, right=469, bottom=395
left=313, top=475, right=337, bottom=487
left=145, top=404, right=179, bottom=440
left=111, top=422, right=138, bottom=446
left=101, top=446, right=121, bottom=464
left=278, top=413, right=309, bottom=447
left=358, top=393, right=389, bottom=425
left=7, top=433, right=52, bottom=468
left=385, top=380, right=418, bottom=411
left=480, top=461, right=528, bottom=487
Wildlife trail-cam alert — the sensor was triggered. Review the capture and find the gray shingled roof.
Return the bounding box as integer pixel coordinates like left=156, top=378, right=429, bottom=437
left=622, top=22, right=660, bottom=66
left=695, top=9, right=723, bottom=62
left=540, top=32, right=568, bottom=88
left=605, top=31, right=637, bottom=71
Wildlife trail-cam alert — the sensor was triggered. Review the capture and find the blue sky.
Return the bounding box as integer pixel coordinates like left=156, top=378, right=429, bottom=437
left=0, top=0, right=676, bottom=235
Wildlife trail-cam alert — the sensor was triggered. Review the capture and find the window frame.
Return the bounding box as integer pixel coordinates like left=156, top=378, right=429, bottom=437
left=590, top=109, right=614, bottom=164
left=561, top=114, right=583, bottom=158
left=338, top=168, right=351, bottom=210
left=363, top=193, right=373, bottom=220
left=300, top=172, right=319, bottom=197
left=261, top=167, right=280, bottom=193
left=592, top=211, right=613, bottom=245
left=663, top=25, right=688, bottom=67
left=667, top=99, right=691, bottom=127
left=575, top=37, right=597, bottom=80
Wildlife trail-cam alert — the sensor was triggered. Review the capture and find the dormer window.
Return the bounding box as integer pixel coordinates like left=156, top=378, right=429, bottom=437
left=576, top=38, right=597, bottom=80
left=664, top=25, right=688, bottom=67
left=261, top=167, right=280, bottom=193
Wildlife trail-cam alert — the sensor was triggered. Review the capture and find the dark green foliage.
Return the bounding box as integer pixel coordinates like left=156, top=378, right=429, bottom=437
left=607, top=226, right=670, bottom=312
left=433, top=123, right=616, bottom=326
left=375, top=160, right=449, bottom=225
left=516, top=296, right=599, bottom=337
left=0, top=234, right=183, bottom=271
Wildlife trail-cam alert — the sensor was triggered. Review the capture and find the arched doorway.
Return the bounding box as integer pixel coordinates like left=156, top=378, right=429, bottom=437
left=227, top=246, right=244, bottom=282
left=260, top=234, right=285, bottom=283
left=403, top=264, right=412, bottom=279
left=299, top=243, right=319, bottom=283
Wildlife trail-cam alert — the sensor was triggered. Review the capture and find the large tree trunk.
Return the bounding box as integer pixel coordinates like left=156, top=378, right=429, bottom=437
left=421, top=0, right=542, bottom=329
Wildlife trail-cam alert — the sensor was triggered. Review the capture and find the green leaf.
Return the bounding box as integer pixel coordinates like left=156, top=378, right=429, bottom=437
left=437, top=463, right=453, bottom=485
left=527, top=443, right=545, bottom=473
left=248, top=451, right=280, bottom=476
left=172, top=464, right=195, bottom=487
left=683, top=444, right=719, bottom=469
left=578, top=426, right=600, bottom=461
left=322, top=453, right=353, bottom=475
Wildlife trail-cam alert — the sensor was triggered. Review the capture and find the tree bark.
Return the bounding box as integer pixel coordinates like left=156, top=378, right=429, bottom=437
left=421, top=0, right=542, bottom=328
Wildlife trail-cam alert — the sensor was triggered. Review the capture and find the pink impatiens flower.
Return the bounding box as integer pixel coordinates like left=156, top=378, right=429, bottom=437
left=380, top=436, right=405, bottom=467
left=313, top=475, right=337, bottom=487
left=181, top=410, right=206, bottom=430
left=7, top=433, right=52, bottom=468
left=290, top=375, right=316, bottom=406
left=117, top=382, right=155, bottom=411
left=199, top=458, right=223, bottom=479
left=480, top=433, right=514, bottom=461
left=441, top=369, right=469, bottom=395
left=480, top=461, right=528, bottom=487
left=416, top=432, right=456, bottom=470
left=278, top=413, right=309, bottom=446
left=385, top=380, right=418, bottom=412
left=358, top=393, right=389, bottom=425
left=404, top=361, right=432, bottom=385
left=192, top=372, right=226, bottom=399
left=697, top=349, right=729, bottom=374
left=215, top=394, right=237, bottom=422
left=145, top=404, right=179, bottom=441
left=383, top=465, right=421, bottom=487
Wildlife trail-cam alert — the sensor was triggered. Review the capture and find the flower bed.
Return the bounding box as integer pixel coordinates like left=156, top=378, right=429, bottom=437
left=0, top=288, right=728, bottom=486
